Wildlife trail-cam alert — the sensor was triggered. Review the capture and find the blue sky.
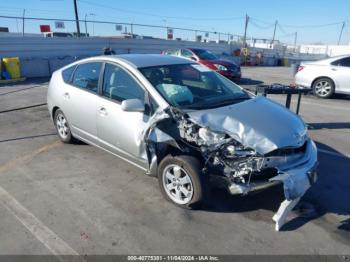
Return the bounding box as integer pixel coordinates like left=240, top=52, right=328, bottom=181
left=1, top=0, right=350, bottom=44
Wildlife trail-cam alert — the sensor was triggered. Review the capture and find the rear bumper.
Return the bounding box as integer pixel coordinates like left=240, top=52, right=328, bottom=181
left=295, top=73, right=312, bottom=88
left=210, top=140, right=318, bottom=197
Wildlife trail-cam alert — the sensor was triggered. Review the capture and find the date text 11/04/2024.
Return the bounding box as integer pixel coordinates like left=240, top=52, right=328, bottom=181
left=127, top=255, right=219, bottom=261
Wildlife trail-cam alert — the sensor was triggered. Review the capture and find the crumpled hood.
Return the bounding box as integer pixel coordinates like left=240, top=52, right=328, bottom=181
left=187, top=96, right=307, bottom=155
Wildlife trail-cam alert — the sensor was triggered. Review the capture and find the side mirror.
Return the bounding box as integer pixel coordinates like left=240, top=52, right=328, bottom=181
left=121, top=98, right=145, bottom=112
left=190, top=56, right=197, bottom=61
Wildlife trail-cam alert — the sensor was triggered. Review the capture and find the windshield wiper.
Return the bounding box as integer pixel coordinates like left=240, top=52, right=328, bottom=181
left=207, top=96, right=250, bottom=107
left=181, top=96, right=250, bottom=110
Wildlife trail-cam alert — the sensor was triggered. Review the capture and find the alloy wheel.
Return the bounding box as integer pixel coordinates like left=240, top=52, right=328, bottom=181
left=162, top=164, right=194, bottom=205
left=56, top=113, right=69, bottom=139
left=314, top=80, right=332, bottom=97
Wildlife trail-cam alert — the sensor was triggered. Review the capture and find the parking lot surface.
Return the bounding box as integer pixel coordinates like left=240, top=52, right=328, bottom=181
left=0, top=67, right=349, bottom=255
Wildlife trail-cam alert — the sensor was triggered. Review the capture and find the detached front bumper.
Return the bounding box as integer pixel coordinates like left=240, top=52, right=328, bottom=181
left=210, top=140, right=318, bottom=196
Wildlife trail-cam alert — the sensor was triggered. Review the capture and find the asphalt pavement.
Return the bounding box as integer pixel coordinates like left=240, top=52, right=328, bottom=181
left=0, top=67, right=349, bottom=255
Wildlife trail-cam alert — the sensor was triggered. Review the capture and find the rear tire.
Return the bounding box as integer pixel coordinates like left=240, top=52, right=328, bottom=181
left=54, top=109, right=75, bottom=143
left=312, top=77, right=335, bottom=98
left=158, top=155, right=208, bottom=209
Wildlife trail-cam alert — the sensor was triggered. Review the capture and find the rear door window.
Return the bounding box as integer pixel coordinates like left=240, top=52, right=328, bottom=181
left=72, top=62, right=102, bottom=93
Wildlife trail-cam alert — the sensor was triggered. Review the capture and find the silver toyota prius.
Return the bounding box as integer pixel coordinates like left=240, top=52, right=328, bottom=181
left=48, top=54, right=317, bottom=229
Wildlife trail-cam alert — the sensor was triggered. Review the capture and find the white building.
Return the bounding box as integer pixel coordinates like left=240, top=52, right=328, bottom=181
left=299, top=44, right=350, bottom=57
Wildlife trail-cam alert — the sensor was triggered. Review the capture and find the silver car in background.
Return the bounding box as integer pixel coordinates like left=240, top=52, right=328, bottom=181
left=295, top=55, right=350, bottom=98
left=48, top=54, right=317, bottom=230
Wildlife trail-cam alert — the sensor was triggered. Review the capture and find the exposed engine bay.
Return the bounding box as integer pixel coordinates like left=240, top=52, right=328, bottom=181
left=167, top=108, right=288, bottom=191
left=177, top=113, right=263, bottom=181
left=143, top=105, right=317, bottom=231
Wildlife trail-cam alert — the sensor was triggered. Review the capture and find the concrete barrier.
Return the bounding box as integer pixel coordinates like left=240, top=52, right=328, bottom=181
left=20, top=58, right=50, bottom=78
left=49, top=56, right=77, bottom=74
left=264, top=57, right=277, bottom=66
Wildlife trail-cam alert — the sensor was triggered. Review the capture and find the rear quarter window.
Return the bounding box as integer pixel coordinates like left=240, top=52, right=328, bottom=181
left=62, top=66, right=76, bottom=83
left=331, top=57, right=350, bottom=67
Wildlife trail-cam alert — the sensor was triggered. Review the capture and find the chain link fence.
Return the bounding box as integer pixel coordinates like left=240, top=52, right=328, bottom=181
left=0, top=15, right=244, bottom=44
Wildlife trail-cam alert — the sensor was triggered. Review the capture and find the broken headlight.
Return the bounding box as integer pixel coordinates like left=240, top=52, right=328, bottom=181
left=198, top=127, right=226, bottom=146
left=223, top=143, right=256, bottom=158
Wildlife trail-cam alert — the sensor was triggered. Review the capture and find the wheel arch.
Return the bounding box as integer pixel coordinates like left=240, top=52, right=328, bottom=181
left=52, top=106, right=60, bottom=119
left=156, top=142, right=204, bottom=165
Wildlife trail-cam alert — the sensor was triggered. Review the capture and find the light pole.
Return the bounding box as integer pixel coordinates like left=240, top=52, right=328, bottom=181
left=84, top=13, right=88, bottom=36
left=85, top=13, right=96, bottom=37
left=90, top=13, right=96, bottom=37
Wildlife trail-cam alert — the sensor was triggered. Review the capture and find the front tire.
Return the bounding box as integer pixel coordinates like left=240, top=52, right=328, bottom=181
left=54, top=109, right=74, bottom=143
left=158, top=155, right=208, bottom=209
left=312, top=77, right=335, bottom=98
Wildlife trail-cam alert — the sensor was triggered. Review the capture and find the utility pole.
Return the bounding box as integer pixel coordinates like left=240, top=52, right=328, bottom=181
left=271, top=20, right=278, bottom=46
left=338, top=22, right=345, bottom=45
left=73, top=0, right=81, bottom=37
left=293, top=32, right=298, bottom=52
left=243, top=14, right=249, bottom=47
left=22, top=9, right=25, bottom=37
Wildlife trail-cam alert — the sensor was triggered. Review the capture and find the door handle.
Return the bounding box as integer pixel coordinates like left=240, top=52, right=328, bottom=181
left=98, top=107, right=108, bottom=116
left=331, top=68, right=337, bottom=71
left=63, top=92, right=70, bottom=99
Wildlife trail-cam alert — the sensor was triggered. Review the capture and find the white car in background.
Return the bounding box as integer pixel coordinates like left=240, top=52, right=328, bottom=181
left=295, top=55, right=350, bottom=98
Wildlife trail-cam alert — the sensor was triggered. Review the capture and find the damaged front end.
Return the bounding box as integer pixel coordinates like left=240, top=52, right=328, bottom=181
left=144, top=106, right=317, bottom=195
left=174, top=110, right=317, bottom=197
left=143, top=98, right=318, bottom=231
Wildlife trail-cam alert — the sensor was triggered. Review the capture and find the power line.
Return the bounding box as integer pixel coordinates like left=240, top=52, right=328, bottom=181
left=282, top=20, right=349, bottom=28
left=0, top=15, right=234, bottom=37
left=249, top=17, right=274, bottom=25
left=1, top=4, right=348, bottom=30
left=250, top=15, right=350, bottom=29
left=78, top=0, right=244, bottom=21
left=249, top=18, right=275, bottom=29
left=277, top=23, right=288, bottom=35
left=0, top=5, right=69, bottom=14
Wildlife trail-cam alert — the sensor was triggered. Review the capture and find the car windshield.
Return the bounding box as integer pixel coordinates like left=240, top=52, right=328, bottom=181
left=140, top=63, right=251, bottom=110
left=192, top=49, right=218, bottom=60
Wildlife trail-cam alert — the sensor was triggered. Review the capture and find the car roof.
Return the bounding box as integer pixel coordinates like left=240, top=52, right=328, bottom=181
left=102, top=54, right=194, bottom=68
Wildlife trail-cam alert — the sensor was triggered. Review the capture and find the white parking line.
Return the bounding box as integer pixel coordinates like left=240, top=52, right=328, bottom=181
left=0, top=186, right=83, bottom=260
left=318, top=148, right=350, bottom=159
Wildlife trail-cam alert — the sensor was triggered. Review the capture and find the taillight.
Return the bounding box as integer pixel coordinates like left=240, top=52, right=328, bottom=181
left=298, top=65, right=305, bottom=72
